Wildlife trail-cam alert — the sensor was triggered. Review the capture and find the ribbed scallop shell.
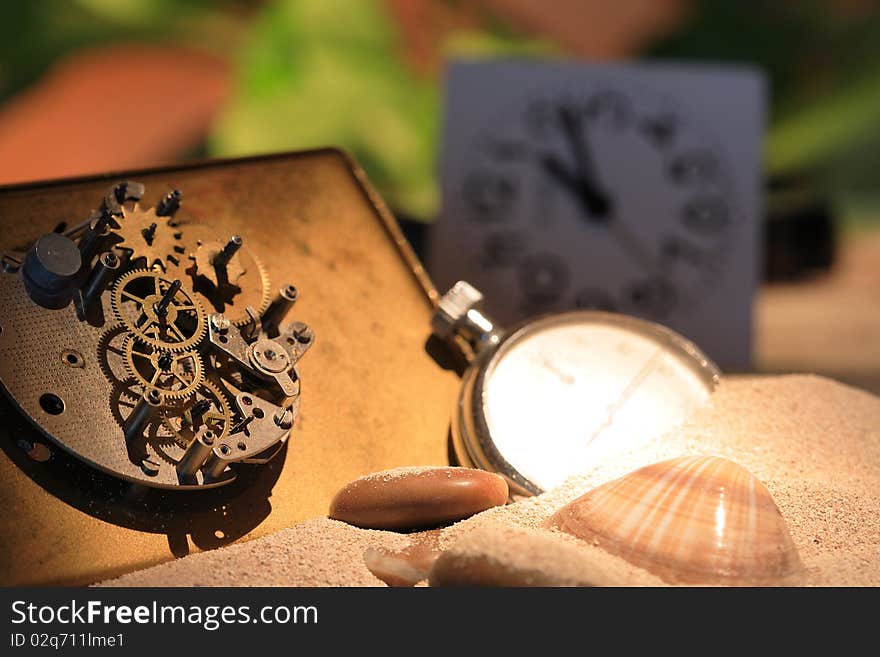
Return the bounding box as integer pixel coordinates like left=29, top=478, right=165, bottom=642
left=546, top=456, right=802, bottom=584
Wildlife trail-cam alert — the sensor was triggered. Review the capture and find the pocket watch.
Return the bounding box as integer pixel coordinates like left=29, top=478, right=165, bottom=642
left=432, top=281, right=720, bottom=496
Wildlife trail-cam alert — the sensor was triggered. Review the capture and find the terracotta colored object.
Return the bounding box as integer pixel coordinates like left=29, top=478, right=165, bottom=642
left=545, top=456, right=803, bottom=584
left=363, top=530, right=442, bottom=586
left=329, top=466, right=509, bottom=530
left=0, top=44, right=229, bottom=185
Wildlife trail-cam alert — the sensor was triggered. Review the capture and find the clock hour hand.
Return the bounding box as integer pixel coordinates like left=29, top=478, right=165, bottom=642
left=607, top=217, right=660, bottom=272
left=542, top=154, right=657, bottom=270
left=584, top=349, right=664, bottom=447
left=540, top=154, right=611, bottom=220
left=558, top=104, right=596, bottom=179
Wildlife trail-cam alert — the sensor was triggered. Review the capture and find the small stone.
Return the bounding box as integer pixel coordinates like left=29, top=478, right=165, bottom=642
left=363, top=530, right=442, bottom=587
left=329, top=466, right=509, bottom=531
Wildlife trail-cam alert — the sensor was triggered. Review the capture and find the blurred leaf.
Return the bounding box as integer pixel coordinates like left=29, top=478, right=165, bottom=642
left=0, top=0, right=242, bottom=100
left=210, top=0, right=544, bottom=220
left=768, top=62, right=880, bottom=174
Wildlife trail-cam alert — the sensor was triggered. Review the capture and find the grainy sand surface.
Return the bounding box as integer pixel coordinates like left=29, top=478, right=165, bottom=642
left=102, top=375, right=880, bottom=587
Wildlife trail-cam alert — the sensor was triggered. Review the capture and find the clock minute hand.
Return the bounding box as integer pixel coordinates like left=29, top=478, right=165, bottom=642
left=558, top=104, right=596, bottom=178
left=607, top=217, right=660, bottom=272
left=584, top=349, right=664, bottom=448
left=540, top=155, right=611, bottom=220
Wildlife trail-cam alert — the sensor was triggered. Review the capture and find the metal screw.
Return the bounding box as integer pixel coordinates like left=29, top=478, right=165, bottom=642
left=293, top=324, right=313, bottom=344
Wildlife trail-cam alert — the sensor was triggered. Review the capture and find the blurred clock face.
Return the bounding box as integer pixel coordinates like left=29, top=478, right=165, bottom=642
left=454, top=87, right=737, bottom=322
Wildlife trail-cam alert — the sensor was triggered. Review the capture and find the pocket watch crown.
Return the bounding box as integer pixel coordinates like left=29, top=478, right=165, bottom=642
left=432, top=280, right=485, bottom=341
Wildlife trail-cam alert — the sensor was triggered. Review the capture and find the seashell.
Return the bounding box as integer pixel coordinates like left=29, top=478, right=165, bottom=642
left=545, top=456, right=802, bottom=585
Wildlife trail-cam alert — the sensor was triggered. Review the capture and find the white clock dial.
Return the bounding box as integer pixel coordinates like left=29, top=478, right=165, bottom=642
left=481, top=313, right=716, bottom=491
left=453, top=87, right=736, bottom=324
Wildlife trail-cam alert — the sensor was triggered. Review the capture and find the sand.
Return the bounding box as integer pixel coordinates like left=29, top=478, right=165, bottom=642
left=101, top=375, right=880, bottom=587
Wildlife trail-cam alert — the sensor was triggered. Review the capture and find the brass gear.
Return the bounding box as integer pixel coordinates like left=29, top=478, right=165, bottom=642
left=153, top=379, right=234, bottom=463
left=122, top=335, right=204, bottom=400
left=111, top=204, right=185, bottom=272
left=110, top=269, right=207, bottom=351
left=230, top=253, right=271, bottom=327
left=97, top=325, right=131, bottom=385
left=109, top=377, right=185, bottom=449
left=180, top=224, right=272, bottom=326
left=193, top=238, right=246, bottom=288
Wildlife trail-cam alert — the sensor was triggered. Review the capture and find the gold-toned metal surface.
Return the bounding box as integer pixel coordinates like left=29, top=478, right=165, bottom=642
left=111, top=204, right=184, bottom=272
left=0, top=149, right=459, bottom=586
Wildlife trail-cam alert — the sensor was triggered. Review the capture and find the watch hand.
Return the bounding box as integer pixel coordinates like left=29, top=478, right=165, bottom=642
left=606, top=218, right=659, bottom=272
left=558, top=104, right=597, bottom=179
left=535, top=355, right=575, bottom=386
left=584, top=349, right=664, bottom=448
left=539, top=104, right=614, bottom=220
left=540, top=154, right=611, bottom=219
left=558, top=105, right=614, bottom=219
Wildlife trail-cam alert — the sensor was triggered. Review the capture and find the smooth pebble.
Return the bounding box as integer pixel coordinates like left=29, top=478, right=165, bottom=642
left=329, top=466, right=509, bottom=530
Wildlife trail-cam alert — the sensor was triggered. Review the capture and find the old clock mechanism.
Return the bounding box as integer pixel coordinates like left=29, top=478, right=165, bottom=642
left=432, top=280, right=719, bottom=496
left=0, top=181, right=313, bottom=489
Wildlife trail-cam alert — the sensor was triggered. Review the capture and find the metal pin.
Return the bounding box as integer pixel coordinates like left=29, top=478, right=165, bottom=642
left=261, top=284, right=298, bottom=338
left=123, top=389, right=164, bottom=450
left=176, top=427, right=216, bottom=480
left=112, top=181, right=130, bottom=205
left=202, top=452, right=229, bottom=482
left=78, top=208, right=113, bottom=263
left=213, top=235, right=242, bottom=270
left=156, top=189, right=182, bottom=217
left=153, top=279, right=181, bottom=318
left=80, top=251, right=120, bottom=310
left=189, top=399, right=213, bottom=429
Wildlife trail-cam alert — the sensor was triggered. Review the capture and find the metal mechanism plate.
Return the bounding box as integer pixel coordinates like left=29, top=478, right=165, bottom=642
left=0, top=150, right=459, bottom=585
left=0, top=179, right=311, bottom=489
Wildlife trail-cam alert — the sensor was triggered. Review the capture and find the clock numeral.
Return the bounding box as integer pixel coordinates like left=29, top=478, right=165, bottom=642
left=584, top=90, right=632, bottom=130
left=462, top=170, right=518, bottom=222
left=682, top=196, right=729, bottom=236
left=661, top=236, right=716, bottom=273
left=668, top=149, right=718, bottom=185
left=574, top=287, right=617, bottom=312
left=518, top=253, right=570, bottom=314
left=480, top=230, right=526, bottom=268
left=624, top=277, right=677, bottom=319
left=640, top=113, right=678, bottom=149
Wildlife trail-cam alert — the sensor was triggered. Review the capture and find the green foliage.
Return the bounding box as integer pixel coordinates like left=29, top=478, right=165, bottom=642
left=651, top=0, right=880, bottom=224
left=208, top=0, right=547, bottom=220
left=0, top=0, right=238, bottom=100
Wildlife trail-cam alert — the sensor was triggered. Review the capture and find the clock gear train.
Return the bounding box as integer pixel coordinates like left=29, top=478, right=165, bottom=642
left=0, top=181, right=313, bottom=489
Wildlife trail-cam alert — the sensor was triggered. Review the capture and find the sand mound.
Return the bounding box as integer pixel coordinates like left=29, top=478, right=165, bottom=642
left=102, top=375, right=880, bottom=587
